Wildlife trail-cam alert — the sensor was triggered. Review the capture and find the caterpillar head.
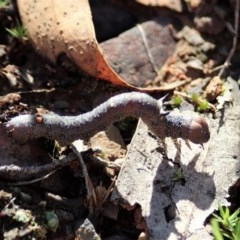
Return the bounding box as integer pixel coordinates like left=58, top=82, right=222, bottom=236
left=186, top=115, right=210, bottom=144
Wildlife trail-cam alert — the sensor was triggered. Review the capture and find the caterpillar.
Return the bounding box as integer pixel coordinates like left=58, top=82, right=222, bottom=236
left=6, top=92, right=210, bottom=145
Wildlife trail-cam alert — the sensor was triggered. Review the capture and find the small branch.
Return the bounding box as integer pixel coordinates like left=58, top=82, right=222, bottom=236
left=102, top=176, right=116, bottom=204
left=218, top=0, right=239, bottom=77
left=4, top=169, right=60, bottom=186
left=0, top=153, right=77, bottom=182
left=174, top=91, right=216, bottom=112
left=137, top=24, right=159, bottom=74
left=71, top=141, right=97, bottom=205
left=0, top=150, right=120, bottom=183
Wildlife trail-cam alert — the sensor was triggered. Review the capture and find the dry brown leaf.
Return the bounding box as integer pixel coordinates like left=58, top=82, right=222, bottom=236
left=204, top=76, right=223, bottom=102
left=17, top=0, right=186, bottom=91
left=16, top=0, right=144, bottom=89
left=136, top=0, right=183, bottom=12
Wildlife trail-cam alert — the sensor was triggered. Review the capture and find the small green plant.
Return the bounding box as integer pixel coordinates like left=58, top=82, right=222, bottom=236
left=191, top=93, right=210, bottom=112
left=0, top=0, right=8, bottom=7
left=100, top=151, right=107, bottom=160
left=211, top=205, right=240, bottom=240
left=172, top=95, right=183, bottom=108
left=6, top=21, right=28, bottom=41
left=172, top=167, right=186, bottom=183
left=197, top=99, right=209, bottom=112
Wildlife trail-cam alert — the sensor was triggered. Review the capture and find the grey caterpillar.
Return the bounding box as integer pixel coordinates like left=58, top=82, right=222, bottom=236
left=6, top=92, right=210, bottom=145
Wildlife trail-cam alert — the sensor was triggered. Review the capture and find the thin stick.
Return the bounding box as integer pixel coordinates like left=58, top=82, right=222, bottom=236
left=174, top=90, right=216, bottom=112
left=218, top=0, right=239, bottom=77
left=137, top=24, right=159, bottom=74
left=4, top=169, right=59, bottom=186
left=0, top=153, right=77, bottom=181
left=71, top=141, right=97, bottom=204
left=102, top=176, right=116, bottom=204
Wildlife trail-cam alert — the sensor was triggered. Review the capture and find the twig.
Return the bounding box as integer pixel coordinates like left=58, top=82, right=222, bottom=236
left=0, top=151, right=118, bottom=185
left=174, top=90, right=216, bottom=112
left=2, top=197, right=16, bottom=211
left=218, top=0, right=239, bottom=77
left=3, top=169, right=59, bottom=186
left=137, top=24, right=159, bottom=74
left=70, top=141, right=116, bottom=212
left=71, top=140, right=97, bottom=205
left=102, top=176, right=116, bottom=204
left=88, top=154, right=122, bottom=169
left=214, top=5, right=238, bottom=36
left=16, top=88, right=55, bottom=95
left=0, top=153, right=76, bottom=182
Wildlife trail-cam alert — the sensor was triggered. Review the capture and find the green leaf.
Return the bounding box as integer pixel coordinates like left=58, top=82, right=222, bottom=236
left=212, top=213, right=224, bottom=223
left=233, top=219, right=240, bottom=240
left=197, top=99, right=210, bottom=112
left=229, top=208, right=240, bottom=223
left=0, top=0, right=8, bottom=7
left=211, top=218, right=224, bottom=240
left=172, top=95, right=183, bottom=108
left=191, top=92, right=199, bottom=103
left=6, top=21, right=28, bottom=40
left=219, top=205, right=227, bottom=219
left=172, top=168, right=186, bottom=182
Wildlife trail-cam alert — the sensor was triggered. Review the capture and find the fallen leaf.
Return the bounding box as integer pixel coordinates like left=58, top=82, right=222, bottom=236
left=17, top=0, right=177, bottom=91
left=17, top=0, right=140, bottom=89
left=204, top=76, right=223, bottom=102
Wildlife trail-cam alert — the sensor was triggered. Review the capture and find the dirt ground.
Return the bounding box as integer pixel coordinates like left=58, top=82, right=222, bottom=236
left=0, top=0, right=240, bottom=239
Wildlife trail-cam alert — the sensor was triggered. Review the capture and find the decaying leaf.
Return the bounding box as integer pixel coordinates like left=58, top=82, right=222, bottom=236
left=17, top=0, right=175, bottom=91
left=204, top=76, right=224, bottom=102
left=17, top=0, right=140, bottom=89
